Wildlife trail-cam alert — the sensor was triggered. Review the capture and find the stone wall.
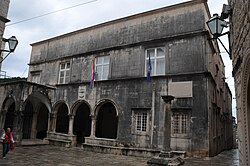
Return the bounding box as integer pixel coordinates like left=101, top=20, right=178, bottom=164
left=229, top=0, right=250, bottom=165
left=29, top=0, right=208, bottom=64
left=0, top=0, right=10, bottom=69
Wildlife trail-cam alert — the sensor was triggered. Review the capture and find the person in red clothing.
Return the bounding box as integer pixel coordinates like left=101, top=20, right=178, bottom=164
left=1, top=127, right=14, bottom=159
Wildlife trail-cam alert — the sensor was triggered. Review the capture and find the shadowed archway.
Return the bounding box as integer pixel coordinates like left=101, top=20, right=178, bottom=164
left=55, top=103, right=69, bottom=134
left=36, top=104, right=49, bottom=139
left=4, top=102, right=15, bottom=131
left=22, top=92, right=51, bottom=139
left=95, top=102, right=118, bottom=139
left=73, top=103, right=91, bottom=144
left=22, top=101, right=33, bottom=139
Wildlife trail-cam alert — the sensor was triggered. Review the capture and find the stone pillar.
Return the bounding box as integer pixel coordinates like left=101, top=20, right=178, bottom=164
left=47, top=112, right=51, bottom=132
left=52, top=113, right=57, bottom=132
left=90, top=115, right=96, bottom=137
left=30, top=111, right=38, bottom=139
left=161, top=95, right=174, bottom=152
left=68, top=114, right=74, bottom=135
left=0, top=110, right=7, bottom=129
left=12, top=110, right=18, bottom=132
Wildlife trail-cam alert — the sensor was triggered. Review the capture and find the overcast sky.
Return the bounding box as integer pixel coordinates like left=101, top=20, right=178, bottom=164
left=2, top=0, right=235, bottom=116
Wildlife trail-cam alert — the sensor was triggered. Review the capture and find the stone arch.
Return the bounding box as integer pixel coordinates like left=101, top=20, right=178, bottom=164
left=242, top=53, right=250, bottom=163
left=53, top=101, right=69, bottom=134
left=94, top=99, right=119, bottom=139
left=2, top=97, right=16, bottom=131
left=22, top=92, right=51, bottom=139
left=71, top=100, right=92, bottom=143
left=93, top=99, right=119, bottom=117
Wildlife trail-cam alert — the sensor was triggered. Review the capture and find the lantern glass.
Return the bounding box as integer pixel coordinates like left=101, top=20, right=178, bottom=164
left=8, top=36, right=18, bottom=52
left=207, top=14, right=226, bottom=37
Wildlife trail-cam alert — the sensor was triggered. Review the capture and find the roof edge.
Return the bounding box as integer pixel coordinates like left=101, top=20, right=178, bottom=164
left=31, top=0, right=208, bottom=46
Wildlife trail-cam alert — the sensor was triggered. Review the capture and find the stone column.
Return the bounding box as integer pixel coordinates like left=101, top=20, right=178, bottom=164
left=161, top=95, right=175, bottom=152
left=12, top=111, right=18, bottom=132
left=90, top=115, right=96, bottom=137
left=47, top=112, right=51, bottom=132
left=30, top=111, right=38, bottom=139
left=0, top=110, right=7, bottom=129
left=163, top=103, right=171, bottom=151
left=52, top=113, right=57, bottom=132
left=68, top=114, right=74, bottom=135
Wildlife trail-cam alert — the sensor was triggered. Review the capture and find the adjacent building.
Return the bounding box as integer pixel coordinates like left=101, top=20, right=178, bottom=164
left=0, top=0, right=233, bottom=157
left=229, top=0, right=250, bottom=165
left=0, top=0, right=10, bottom=69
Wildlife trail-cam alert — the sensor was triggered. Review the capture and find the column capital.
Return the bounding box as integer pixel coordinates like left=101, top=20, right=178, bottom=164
left=90, top=114, right=97, bottom=120
left=68, top=114, right=75, bottom=119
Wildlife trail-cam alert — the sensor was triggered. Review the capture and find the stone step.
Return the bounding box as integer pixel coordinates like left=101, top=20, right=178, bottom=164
left=21, top=139, right=49, bottom=146
left=82, top=143, right=160, bottom=157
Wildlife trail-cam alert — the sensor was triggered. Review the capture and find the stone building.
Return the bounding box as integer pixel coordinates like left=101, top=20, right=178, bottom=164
left=229, top=0, right=250, bottom=165
left=0, top=0, right=10, bottom=68
left=0, top=0, right=233, bottom=157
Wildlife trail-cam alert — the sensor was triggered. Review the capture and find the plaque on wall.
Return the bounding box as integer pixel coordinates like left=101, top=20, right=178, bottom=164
left=78, top=86, right=86, bottom=99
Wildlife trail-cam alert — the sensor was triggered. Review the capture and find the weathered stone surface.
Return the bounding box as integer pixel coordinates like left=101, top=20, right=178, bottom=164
left=229, top=0, right=250, bottom=165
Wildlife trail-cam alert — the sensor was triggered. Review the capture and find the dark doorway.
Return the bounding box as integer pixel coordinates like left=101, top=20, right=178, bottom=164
left=73, top=104, right=91, bottom=144
left=36, top=104, right=49, bottom=139
left=4, top=103, right=15, bottom=131
left=56, top=103, right=69, bottom=134
left=96, top=102, right=118, bottom=139
left=22, top=101, right=33, bottom=139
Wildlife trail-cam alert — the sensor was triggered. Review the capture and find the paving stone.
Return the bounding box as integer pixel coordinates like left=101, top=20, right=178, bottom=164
left=0, top=145, right=239, bottom=166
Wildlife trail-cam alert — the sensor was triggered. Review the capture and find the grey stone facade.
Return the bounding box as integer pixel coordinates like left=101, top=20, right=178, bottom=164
left=0, top=0, right=10, bottom=69
left=0, top=0, right=233, bottom=157
left=229, top=0, right=250, bottom=165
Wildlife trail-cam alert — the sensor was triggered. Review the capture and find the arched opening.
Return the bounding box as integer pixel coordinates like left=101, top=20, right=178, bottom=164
left=22, top=101, right=34, bottom=139
left=96, top=102, right=118, bottom=139
left=73, top=103, right=91, bottom=144
left=4, top=102, right=15, bottom=131
left=56, top=103, right=69, bottom=134
left=36, top=104, right=49, bottom=139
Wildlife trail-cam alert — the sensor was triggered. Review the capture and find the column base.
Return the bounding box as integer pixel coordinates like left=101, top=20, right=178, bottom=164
left=147, top=150, right=185, bottom=166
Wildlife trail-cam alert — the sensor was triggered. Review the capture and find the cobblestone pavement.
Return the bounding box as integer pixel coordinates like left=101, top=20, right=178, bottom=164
left=184, top=149, right=239, bottom=166
left=0, top=145, right=239, bottom=166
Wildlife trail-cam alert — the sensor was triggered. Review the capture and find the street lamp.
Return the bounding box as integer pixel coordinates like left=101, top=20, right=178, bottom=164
left=207, top=14, right=227, bottom=37
left=0, top=36, right=18, bottom=63
left=206, top=13, right=231, bottom=57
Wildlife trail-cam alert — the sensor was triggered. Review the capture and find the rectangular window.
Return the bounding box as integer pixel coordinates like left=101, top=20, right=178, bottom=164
left=136, top=112, right=148, bottom=132
left=145, top=47, right=165, bottom=76
left=172, top=113, right=188, bottom=135
left=132, top=109, right=150, bottom=135
left=96, top=56, right=110, bottom=80
left=31, top=73, right=41, bottom=84
left=58, top=62, right=70, bottom=84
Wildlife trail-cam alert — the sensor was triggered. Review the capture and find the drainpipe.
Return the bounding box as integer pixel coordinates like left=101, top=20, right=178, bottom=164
left=150, top=82, right=156, bottom=145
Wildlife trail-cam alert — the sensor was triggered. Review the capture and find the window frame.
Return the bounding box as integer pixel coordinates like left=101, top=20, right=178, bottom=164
left=95, top=55, right=110, bottom=80
left=58, top=62, right=71, bottom=84
left=145, top=47, right=165, bottom=77
left=30, top=71, right=41, bottom=84
left=131, top=108, right=150, bottom=135
left=171, top=112, right=189, bottom=137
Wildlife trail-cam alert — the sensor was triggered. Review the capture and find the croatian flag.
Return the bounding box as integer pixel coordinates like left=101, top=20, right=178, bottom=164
left=147, top=53, right=152, bottom=81
left=90, top=59, right=96, bottom=89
